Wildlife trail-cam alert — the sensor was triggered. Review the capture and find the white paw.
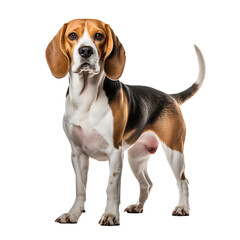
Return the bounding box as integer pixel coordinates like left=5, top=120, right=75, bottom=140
left=124, top=204, right=143, bottom=213
left=172, top=206, right=189, bottom=216
left=99, top=213, right=120, bottom=226
left=55, top=210, right=85, bottom=223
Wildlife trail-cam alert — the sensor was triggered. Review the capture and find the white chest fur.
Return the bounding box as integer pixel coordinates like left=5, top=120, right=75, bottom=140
left=63, top=72, right=114, bottom=161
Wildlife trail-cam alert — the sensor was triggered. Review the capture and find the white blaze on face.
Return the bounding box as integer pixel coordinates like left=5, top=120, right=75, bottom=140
left=72, top=21, right=100, bottom=74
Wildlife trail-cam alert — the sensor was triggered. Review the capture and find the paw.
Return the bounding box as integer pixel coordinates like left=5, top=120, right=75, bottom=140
left=124, top=204, right=143, bottom=213
left=55, top=210, right=85, bottom=223
left=99, top=214, right=120, bottom=226
left=172, top=206, right=189, bottom=216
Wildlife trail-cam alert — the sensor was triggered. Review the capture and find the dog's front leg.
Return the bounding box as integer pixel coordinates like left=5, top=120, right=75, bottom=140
left=99, top=148, right=123, bottom=226
left=56, top=147, right=89, bottom=223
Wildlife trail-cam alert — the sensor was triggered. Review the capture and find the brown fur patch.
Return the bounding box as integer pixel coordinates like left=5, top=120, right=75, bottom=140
left=145, top=104, right=186, bottom=153
left=181, top=172, right=186, bottom=180
left=64, top=21, right=85, bottom=66
left=109, top=89, right=128, bottom=148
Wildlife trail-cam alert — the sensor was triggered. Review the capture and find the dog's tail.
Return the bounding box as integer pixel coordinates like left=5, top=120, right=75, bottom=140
left=171, top=45, right=206, bottom=105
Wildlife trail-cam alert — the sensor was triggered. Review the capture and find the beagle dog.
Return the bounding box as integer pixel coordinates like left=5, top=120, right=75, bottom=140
left=46, top=19, right=205, bottom=226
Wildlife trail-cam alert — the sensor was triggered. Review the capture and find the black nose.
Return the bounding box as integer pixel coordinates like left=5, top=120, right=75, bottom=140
left=79, top=46, right=94, bottom=59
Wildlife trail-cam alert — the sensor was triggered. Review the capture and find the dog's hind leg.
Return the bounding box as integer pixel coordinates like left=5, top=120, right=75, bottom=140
left=147, top=104, right=190, bottom=216
left=155, top=107, right=189, bottom=216
left=125, top=132, right=158, bottom=213
left=161, top=142, right=190, bottom=216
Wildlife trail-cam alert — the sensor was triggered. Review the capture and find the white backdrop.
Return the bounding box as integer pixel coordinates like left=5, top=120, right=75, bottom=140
left=0, top=0, right=240, bottom=239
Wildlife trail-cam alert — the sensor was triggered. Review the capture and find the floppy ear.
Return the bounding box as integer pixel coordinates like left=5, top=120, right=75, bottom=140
left=45, top=24, right=69, bottom=79
left=104, top=25, right=126, bottom=80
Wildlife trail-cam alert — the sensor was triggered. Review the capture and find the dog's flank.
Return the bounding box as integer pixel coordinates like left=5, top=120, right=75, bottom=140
left=103, top=44, right=205, bottom=145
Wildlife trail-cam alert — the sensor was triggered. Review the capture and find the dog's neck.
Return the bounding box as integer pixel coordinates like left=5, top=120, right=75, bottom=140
left=68, top=68, right=106, bottom=111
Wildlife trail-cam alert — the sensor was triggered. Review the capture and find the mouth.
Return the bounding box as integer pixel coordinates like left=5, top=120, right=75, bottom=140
left=73, top=62, right=100, bottom=75
left=81, top=62, right=91, bottom=69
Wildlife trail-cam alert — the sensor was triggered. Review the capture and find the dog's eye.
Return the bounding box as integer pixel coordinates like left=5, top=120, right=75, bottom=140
left=95, top=33, right=104, bottom=41
left=68, top=32, right=78, bottom=40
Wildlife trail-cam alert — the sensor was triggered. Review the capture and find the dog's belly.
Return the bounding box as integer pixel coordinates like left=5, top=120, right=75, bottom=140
left=63, top=120, right=109, bottom=161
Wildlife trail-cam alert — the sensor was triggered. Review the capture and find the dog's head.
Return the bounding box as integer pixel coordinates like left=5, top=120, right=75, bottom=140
left=46, top=19, right=126, bottom=80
